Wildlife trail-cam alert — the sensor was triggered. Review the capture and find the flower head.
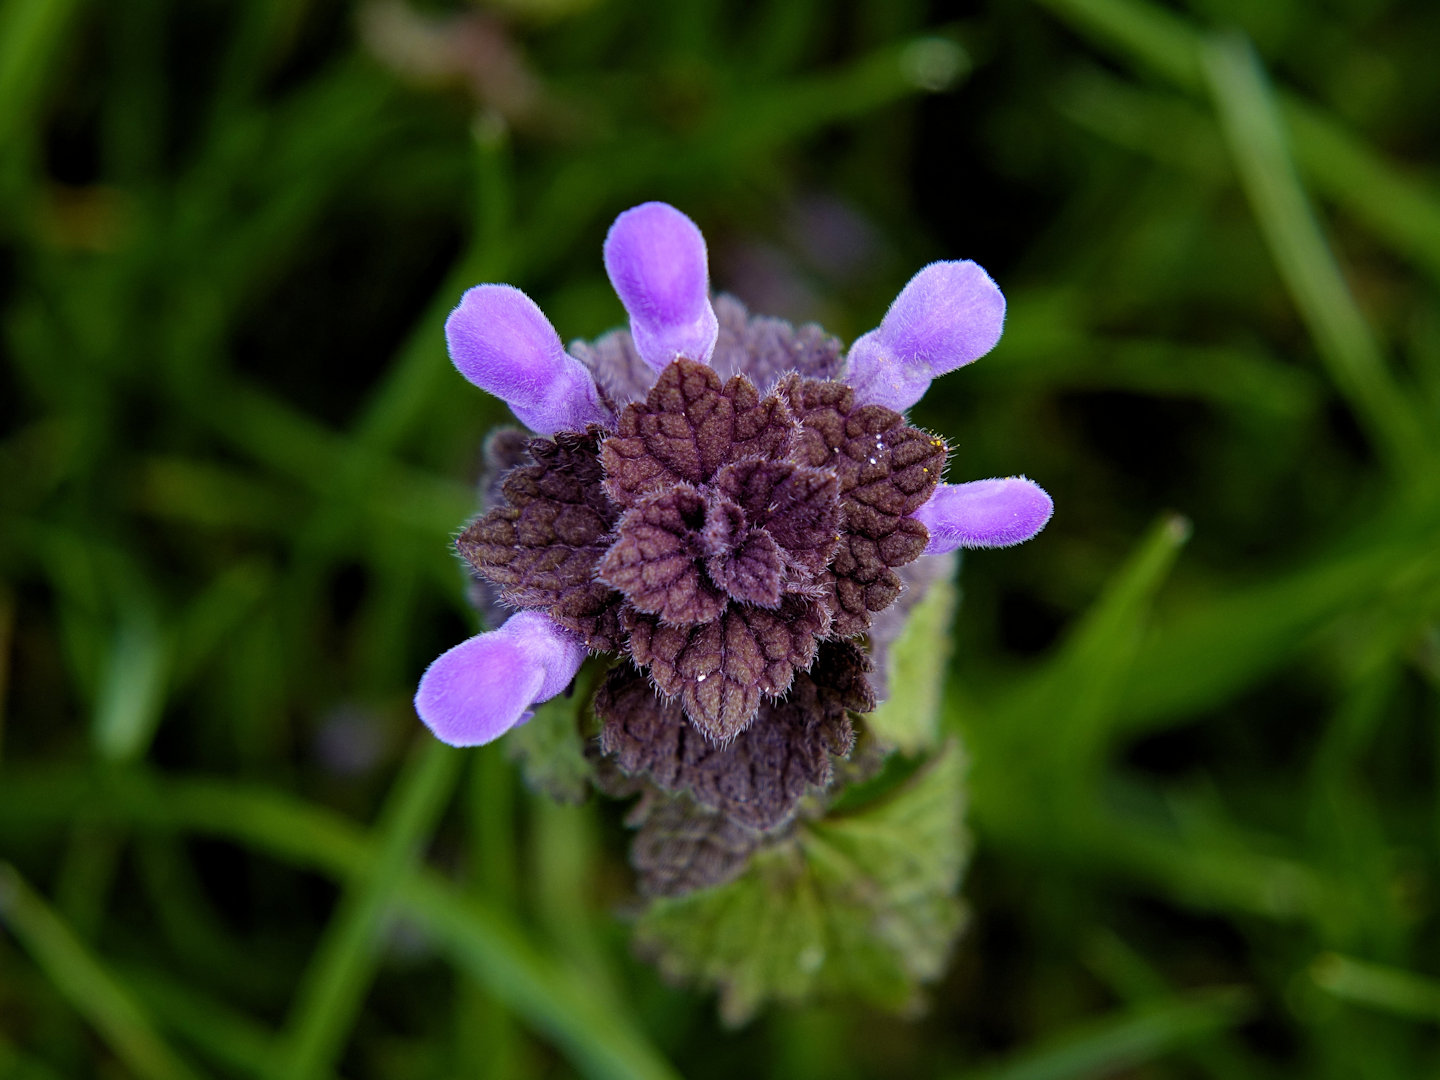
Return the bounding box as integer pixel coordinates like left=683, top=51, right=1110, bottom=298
left=418, top=202, right=1051, bottom=869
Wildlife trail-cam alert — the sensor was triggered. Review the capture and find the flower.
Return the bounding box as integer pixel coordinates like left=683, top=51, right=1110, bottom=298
left=416, top=201, right=1051, bottom=864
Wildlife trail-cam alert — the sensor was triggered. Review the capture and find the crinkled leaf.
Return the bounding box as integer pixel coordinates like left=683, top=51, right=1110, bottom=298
left=458, top=429, right=624, bottom=650
left=597, top=646, right=866, bottom=831
left=779, top=375, right=945, bottom=636
left=626, top=791, right=769, bottom=897
left=704, top=526, right=785, bottom=608
left=714, top=459, right=841, bottom=576
left=780, top=377, right=945, bottom=521
left=866, top=558, right=958, bottom=753
left=625, top=598, right=829, bottom=741
left=633, top=741, right=969, bottom=1024
left=601, top=359, right=795, bottom=507
left=597, top=485, right=725, bottom=626
left=478, top=428, right=533, bottom=510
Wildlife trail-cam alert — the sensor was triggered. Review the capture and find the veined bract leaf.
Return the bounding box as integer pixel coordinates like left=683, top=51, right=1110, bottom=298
left=505, top=665, right=596, bottom=804
left=866, top=557, right=958, bottom=753
left=633, top=740, right=969, bottom=1024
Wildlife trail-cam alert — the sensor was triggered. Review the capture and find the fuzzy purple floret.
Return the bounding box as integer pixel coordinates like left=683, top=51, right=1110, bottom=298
left=445, top=284, right=611, bottom=436
left=913, top=478, right=1053, bottom=552
left=845, top=260, right=1006, bottom=412
left=414, top=611, right=586, bottom=747
left=603, top=202, right=719, bottom=371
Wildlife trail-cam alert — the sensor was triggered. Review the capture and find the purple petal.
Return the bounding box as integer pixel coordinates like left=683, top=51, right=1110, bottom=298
left=414, top=611, right=586, bottom=747
left=846, top=260, right=1006, bottom=411
left=603, top=202, right=719, bottom=371
left=446, top=284, right=611, bottom=436
left=913, top=478, right=1053, bottom=553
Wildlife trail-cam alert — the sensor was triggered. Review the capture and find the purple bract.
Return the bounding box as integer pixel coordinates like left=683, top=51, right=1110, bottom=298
left=416, top=202, right=1051, bottom=880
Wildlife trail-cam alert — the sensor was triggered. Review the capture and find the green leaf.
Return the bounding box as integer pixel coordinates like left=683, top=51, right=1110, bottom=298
left=0, top=0, right=82, bottom=160
left=954, top=986, right=1255, bottom=1080
left=634, top=740, right=969, bottom=1025
left=0, top=863, right=202, bottom=1080
left=0, top=766, right=681, bottom=1080
left=866, top=555, right=958, bottom=754
left=92, top=602, right=169, bottom=763
left=276, top=739, right=462, bottom=1080
left=1310, top=954, right=1440, bottom=1023
left=1201, top=31, right=1426, bottom=474
left=505, top=671, right=596, bottom=804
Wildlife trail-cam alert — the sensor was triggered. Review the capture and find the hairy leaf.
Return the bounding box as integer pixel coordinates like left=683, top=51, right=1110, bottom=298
left=708, top=295, right=846, bottom=391
left=713, top=459, right=841, bottom=576
left=457, top=430, right=624, bottom=650
left=601, top=359, right=795, bottom=507
left=625, top=598, right=829, bottom=740
left=597, top=485, right=726, bottom=626
left=597, top=646, right=868, bottom=831
left=704, top=524, right=785, bottom=609
left=634, top=741, right=969, bottom=1024
left=625, top=791, right=770, bottom=897
left=569, top=326, right=655, bottom=411
left=779, top=375, right=944, bottom=636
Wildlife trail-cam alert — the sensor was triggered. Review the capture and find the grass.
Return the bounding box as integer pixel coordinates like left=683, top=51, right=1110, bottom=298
left=2, top=0, right=1439, bottom=1077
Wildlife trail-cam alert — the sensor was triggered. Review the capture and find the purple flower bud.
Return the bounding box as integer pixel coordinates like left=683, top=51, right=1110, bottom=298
left=445, top=284, right=610, bottom=436
left=913, top=477, right=1053, bottom=553
left=603, top=202, right=719, bottom=371
left=414, top=610, right=586, bottom=747
left=846, top=260, right=1006, bottom=411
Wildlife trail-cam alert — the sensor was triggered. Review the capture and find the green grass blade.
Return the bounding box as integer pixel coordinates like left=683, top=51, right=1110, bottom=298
left=123, top=964, right=285, bottom=1079
left=1284, top=100, right=1440, bottom=289
left=276, top=739, right=462, bottom=1080
left=0, top=767, right=682, bottom=1080
left=0, top=0, right=81, bottom=157
left=355, top=131, right=514, bottom=454
left=982, top=513, right=1191, bottom=769
left=1311, top=954, right=1440, bottom=1023
left=954, top=988, right=1255, bottom=1080
left=1117, top=462, right=1440, bottom=732
left=964, top=516, right=1204, bottom=905
left=1201, top=32, right=1426, bottom=473
left=0, top=863, right=202, bottom=1080
left=403, top=872, right=681, bottom=1080
left=91, top=603, right=169, bottom=763
left=1034, top=0, right=1440, bottom=289
left=1030, top=0, right=1200, bottom=88
left=0, top=1034, right=69, bottom=1080
left=0, top=583, right=13, bottom=762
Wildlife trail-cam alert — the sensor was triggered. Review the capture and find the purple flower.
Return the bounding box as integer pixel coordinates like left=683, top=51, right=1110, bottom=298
left=604, top=201, right=719, bottom=371
left=420, top=202, right=1050, bottom=884
left=445, top=284, right=610, bottom=436
left=915, top=478, right=1054, bottom=553
left=415, top=610, right=585, bottom=746
left=845, top=260, right=1006, bottom=412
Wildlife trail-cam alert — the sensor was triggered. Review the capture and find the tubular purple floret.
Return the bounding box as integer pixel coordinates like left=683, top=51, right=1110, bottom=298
left=845, top=260, right=1006, bottom=412
left=445, top=284, right=611, bottom=436
left=414, top=610, right=587, bottom=747
left=603, top=202, right=719, bottom=371
left=913, top=477, right=1053, bottom=553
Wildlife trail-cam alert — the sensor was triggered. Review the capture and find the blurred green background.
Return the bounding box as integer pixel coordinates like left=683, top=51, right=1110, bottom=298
left=3, top=0, right=1440, bottom=1077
